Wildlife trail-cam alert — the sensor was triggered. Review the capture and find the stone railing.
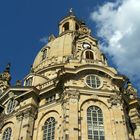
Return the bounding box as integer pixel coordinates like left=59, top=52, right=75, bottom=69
left=82, top=59, right=104, bottom=65
left=36, top=80, right=54, bottom=90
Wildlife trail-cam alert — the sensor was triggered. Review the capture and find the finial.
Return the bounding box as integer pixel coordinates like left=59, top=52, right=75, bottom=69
left=16, top=80, right=22, bottom=86
left=69, top=8, right=74, bottom=16
left=127, top=79, right=131, bottom=84
left=0, top=63, right=11, bottom=83
left=4, top=63, right=11, bottom=73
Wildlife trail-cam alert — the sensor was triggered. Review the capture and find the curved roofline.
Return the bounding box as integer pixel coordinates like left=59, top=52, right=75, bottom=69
left=64, top=64, right=124, bottom=80
left=59, top=15, right=76, bottom=25
left=33, top=62, right=124, bottom=81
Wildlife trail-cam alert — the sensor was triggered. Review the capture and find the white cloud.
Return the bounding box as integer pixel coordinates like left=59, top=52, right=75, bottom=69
left=40, top=36, right=48, bottom=43
left=90, top=0, right=140, bottom=88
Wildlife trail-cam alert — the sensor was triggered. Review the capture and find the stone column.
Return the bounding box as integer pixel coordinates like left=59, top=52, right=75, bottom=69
left=16, top=107, right=37, bottom=140
left=15, top=112, right=24, bottom=140
left=134, top=123, right=140, bottom=140
left=67, top=90, right=80, bottom=140
left=62, top=97, right=69, bottom=140
left=129, top=108, right=140, bottom=140
left=108, top=95, right=129, bottom=140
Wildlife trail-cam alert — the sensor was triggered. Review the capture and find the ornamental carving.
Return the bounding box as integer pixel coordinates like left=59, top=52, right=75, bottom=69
left=107, top=95, right=122, bottom=106
left=16, top=112, right=24, bottom=121
left=16, top=107, right=37, bottom=121
left=0, top=63, right=11, bottom=83
left=8, top=92, right=14, bottom=98
left=125, top=83, right=137, bottom=99
left=67, top=90, right=80, bottom=100
left=129, top=108, right=140, bottom=125
left=23, top=108, right=37, bottom=119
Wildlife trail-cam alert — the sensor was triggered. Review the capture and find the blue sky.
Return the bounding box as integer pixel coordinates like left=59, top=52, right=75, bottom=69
left=0, top=0, right=140, bottom=93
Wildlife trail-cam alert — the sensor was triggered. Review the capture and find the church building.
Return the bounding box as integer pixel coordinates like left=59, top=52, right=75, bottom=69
left=0, top=10, right=140, bottom=140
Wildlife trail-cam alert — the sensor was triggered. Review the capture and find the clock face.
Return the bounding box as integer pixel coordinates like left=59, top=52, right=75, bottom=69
left=82, top=42, right=91, bottom=49
left=82, top=27, right=89, bottom=34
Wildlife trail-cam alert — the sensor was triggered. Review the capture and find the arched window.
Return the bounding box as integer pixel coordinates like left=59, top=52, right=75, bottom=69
left=75, top=23, right=79, bottom=30
left=6, top=99, right=17, bottom=114
left=25, top=77, right=33, bottom=86
left=43, top=117, right=55, bottom=140
left=42, top=49, right=47, bottom=60
left=63, top=22, right=69, bottom=31
left=85, top=51, right=94, bottom=59
left=87, top=106, right=105, bottom=140
left=2, top=127, right=12, bottom=140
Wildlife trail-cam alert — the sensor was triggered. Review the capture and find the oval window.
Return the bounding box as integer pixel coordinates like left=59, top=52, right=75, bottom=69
left=86, top=75, right=101, bottom=89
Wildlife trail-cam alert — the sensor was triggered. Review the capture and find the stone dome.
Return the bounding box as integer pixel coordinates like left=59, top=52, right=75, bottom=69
left=33, top=32, right=73, bottom=72
left=26, top=11, right=111, bottom=88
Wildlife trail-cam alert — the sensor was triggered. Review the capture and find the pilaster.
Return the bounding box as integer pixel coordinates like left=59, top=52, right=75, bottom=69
left=62, top=89, right=80, bottom=140
left=16, top=107, right=37, bottom=140
left=129, top=100, right=140, bottom=140
left=108, top=95, right=129, bottom=140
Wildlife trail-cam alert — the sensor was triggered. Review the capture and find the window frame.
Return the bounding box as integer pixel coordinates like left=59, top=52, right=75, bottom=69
left=75, top=23, right=79, bottom=30
left=46, top=95, right=56, bottom=103
left=85, top=50, right=94, bottom=60
left=6, top=99, right=17, bottom=114
left=63, top=22, right=69, bottom=31
left=43, top=117, right=56, bottom=140
left=87, top=106, right=105, bottom=140
left=25, top=77, right=33, bottom=86
left=2, top=127, right=12, bottom=140
left=42, top=49, right=48, bottom=61
left=85, top=74, right=102, bottom=89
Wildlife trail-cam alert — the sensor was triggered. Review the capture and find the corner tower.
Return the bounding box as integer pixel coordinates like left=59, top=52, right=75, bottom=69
left=0, top=10, right=140, bottom=140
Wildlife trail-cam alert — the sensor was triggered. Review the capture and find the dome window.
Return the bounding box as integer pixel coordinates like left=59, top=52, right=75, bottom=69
left=63, top=22, right=69, bottom=31
left=85, top=50, right=94, bottom=60
left=75, top=23, right=79, bottom=30
left=42, top=49, right=47, bottom=61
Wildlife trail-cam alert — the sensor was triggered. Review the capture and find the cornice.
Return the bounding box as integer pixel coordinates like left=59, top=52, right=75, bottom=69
left=15, top=87, right=39, bottom=101
left=0, top=87, right=39, bottom=104
left=39, top=79, right=59, bottom=95
left=65, top=86, right=118, bottom=97
left=35, top=63, right=65, bottom=74
left=63, top=64, right=123, bottom=80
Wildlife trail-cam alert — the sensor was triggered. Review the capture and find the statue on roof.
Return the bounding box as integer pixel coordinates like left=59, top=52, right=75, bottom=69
left=126, top=81, right=137, bottom=99
left=0, top=63, right=11, bottom=84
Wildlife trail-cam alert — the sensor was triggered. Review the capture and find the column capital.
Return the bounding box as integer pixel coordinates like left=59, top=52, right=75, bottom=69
left=67, top=90, right=80, bottom=100
left=107, top=95, right=122, bottom=107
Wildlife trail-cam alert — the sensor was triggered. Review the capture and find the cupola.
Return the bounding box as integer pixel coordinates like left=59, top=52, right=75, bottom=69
left=59, top=9, right=80, bottom=35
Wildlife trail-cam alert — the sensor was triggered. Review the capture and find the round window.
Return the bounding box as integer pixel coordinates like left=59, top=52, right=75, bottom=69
left=6, top=99, right=17, bottom=114
left=86, top=75, right=101, bottom=89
